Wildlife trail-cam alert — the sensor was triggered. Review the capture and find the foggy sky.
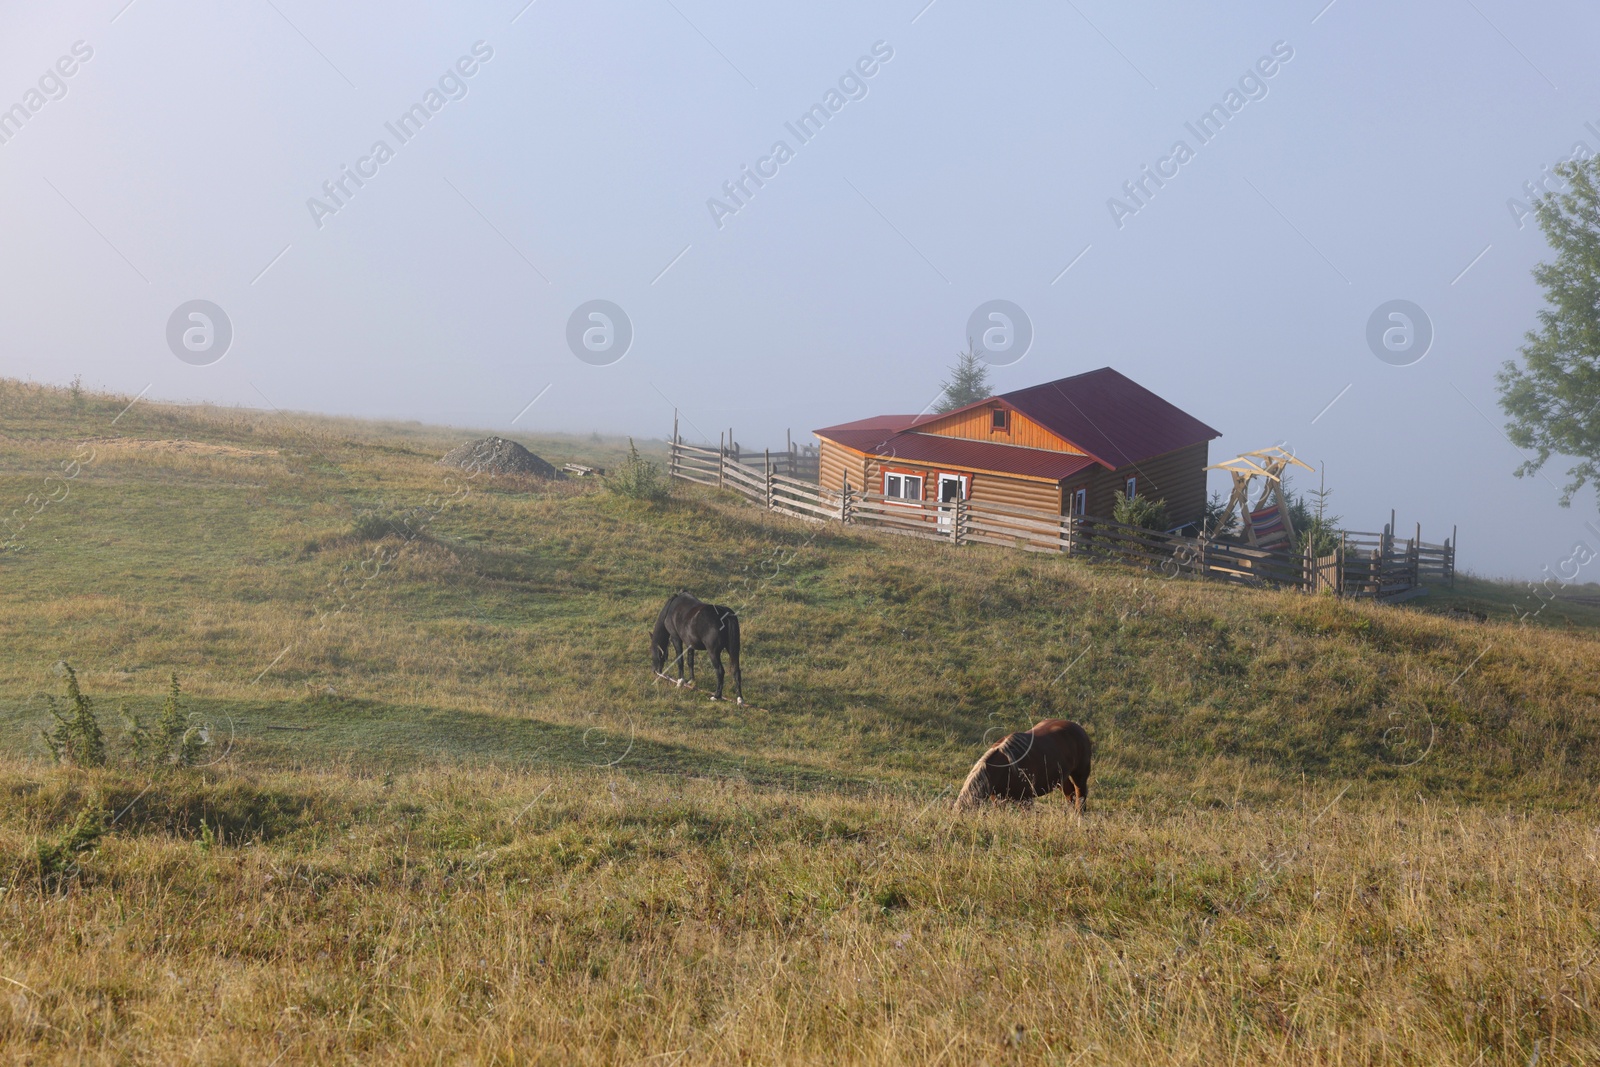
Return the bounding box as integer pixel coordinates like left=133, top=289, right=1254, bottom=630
left=2, top=0, right=1597, bottom=581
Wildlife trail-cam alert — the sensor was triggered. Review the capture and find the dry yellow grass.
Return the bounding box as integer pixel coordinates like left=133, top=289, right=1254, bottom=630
left=3, top=766, right=1597, bottom=1065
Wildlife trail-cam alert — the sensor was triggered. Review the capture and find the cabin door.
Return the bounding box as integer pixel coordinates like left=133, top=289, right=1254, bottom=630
left=936, top=474, right=966, bottom=530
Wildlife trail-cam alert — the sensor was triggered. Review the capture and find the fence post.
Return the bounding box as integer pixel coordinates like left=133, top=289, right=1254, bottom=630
left=764, top=449, right=773, bottom=510
left=1337, top=534, right=1345, bottom=597
left=841, top=480, right=853, bottom=524
left=671, top=410, right=679, bottom=478
left=950, top=499, right=963, bottom=545
left=1415, top=521, right=1423, bottom=591
left=1450, top=524, right=1457, bottom=588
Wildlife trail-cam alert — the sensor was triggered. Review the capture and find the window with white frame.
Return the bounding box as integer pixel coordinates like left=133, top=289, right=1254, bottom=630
left=1069, top=488, right=1087, bottom=515
left=1125, top=476, right=1138, bottom=499
left=883, top=471, right=923, bottom=500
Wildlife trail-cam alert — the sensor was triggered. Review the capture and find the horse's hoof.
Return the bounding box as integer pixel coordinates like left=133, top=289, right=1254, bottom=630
left=736, top=698, right=745, bottom=706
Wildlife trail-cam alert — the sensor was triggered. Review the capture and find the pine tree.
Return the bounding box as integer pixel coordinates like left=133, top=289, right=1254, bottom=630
left=1113, top=493, right=1169, bottom=531
left=1287, top=467, right=1343, bottom=557
left=1498, top=157, right=1600, bottom=504
left=935, top=344, right=991, bottom=413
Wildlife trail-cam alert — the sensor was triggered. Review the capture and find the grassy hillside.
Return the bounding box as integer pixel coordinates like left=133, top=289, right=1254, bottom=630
left=2, top=379, right=1598, bottom=1064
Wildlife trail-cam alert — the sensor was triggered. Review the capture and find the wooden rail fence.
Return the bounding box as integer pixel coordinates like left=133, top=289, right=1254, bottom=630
left=668, top=436, right=1455, bottom=600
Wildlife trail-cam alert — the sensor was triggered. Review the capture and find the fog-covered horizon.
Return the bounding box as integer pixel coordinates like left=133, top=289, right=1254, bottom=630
left=4, top=1, right=1599, bottom=582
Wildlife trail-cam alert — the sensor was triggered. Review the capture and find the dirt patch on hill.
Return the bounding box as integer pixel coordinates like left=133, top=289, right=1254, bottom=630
left=438, top=437, right=560, bottom=478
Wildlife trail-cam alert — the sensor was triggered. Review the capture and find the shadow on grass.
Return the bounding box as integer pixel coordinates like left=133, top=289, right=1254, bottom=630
left=0, top=695, right=901, bottom=795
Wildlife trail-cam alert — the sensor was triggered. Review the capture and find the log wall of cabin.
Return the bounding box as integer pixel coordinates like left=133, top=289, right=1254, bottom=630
left=818, top=440, right=869, bottom=496
left=824, top=436, right=1210, bottom=527
left=965, top=471, right=1061, bottom=512
left=861, top=455, right=1060, bottom=512
left=918, top=404, right=1084, bottom=453
left=1087, top=441, right=1210, bottom=528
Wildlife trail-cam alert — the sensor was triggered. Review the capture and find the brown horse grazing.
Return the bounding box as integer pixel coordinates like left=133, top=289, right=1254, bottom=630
left=953, top=719, right=1091, bottom=812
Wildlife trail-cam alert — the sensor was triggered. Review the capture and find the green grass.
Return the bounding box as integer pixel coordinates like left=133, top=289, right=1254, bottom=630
left=3, top=377, right=1599, bottom=1064
left=4, top=375, right=1599, bottom=804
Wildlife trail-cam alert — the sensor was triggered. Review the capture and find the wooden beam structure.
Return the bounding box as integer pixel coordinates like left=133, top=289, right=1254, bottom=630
left=1205, top=447, right=1314, bottom=548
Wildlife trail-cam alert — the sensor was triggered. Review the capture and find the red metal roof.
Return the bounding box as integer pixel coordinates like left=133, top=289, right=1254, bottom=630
left=813, top=367, right=1219, bottom=482
left=995, top=368, right=1219, bottom=469
left=817, top=426, right=910, bottom=455
left=810, top=415, right=943, bottom=460
left=813, top=414, right=940, bottom=435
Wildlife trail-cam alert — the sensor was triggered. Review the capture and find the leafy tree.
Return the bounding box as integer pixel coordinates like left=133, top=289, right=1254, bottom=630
left=935, top=343, right=991, bottom=413
left=1497, top=157, right=1600, bottom=504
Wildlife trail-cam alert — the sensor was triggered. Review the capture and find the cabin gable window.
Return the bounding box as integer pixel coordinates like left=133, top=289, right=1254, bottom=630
left=991, top=408, right=1009, bottom=432
left=883, top=470, right=924, bottom=501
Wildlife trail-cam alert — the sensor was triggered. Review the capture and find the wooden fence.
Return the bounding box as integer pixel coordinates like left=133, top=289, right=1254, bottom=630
left=671, top=417, right=819, bottom=485
left=667, top=437, right=1455, bottom=600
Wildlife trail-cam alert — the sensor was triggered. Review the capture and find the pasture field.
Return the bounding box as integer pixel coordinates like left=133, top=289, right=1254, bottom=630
left=2, top=378, right=1599, bottom=1065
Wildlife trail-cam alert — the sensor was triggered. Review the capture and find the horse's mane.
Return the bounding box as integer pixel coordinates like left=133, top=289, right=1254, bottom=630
left=999, top=731, right=1034, bottom=764
left=955, top=752, right=993, bottom=806
left=955, top=731, right=1029, bottom=807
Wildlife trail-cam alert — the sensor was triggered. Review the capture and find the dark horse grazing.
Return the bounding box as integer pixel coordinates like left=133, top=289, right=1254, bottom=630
left=651, top=593, right=743, bottom=704
left=953, top=719, right=1091, bottom=812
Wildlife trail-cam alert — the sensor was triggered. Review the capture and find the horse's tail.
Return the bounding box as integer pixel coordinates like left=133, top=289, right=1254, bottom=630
left=723, top=610, right=740, bottom=657
left=650, top=617, right=670, bottom=671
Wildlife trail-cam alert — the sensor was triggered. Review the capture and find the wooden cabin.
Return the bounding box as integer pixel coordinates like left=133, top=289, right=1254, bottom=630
left=813, top=367, right=1221, bottom=529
